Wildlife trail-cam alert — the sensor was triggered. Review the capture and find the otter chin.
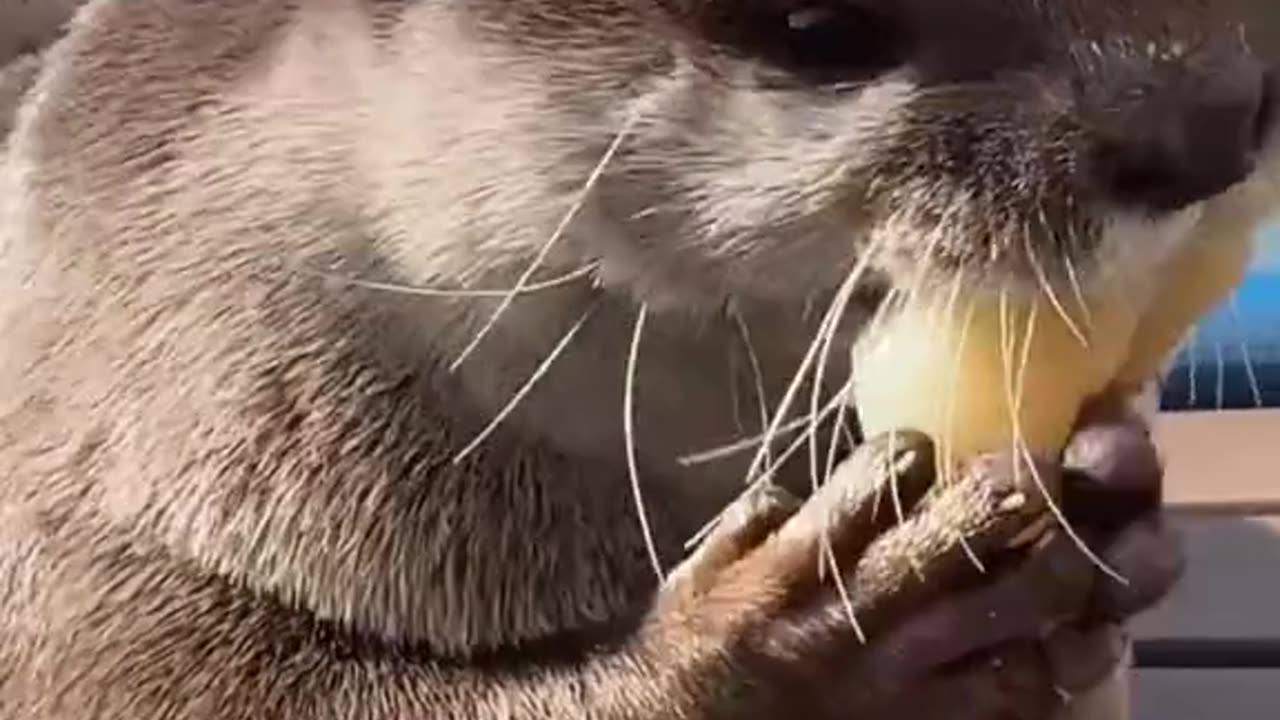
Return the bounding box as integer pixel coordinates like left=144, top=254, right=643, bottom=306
left=0, top=1, right=1274, bottom=719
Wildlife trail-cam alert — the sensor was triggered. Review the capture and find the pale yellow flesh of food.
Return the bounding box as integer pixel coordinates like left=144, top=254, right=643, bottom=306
left=853, top=222, right=1255, bottom=462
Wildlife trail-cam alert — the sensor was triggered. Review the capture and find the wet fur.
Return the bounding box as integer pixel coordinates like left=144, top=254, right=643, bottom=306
left=0, top=0, right=1272, bottom=718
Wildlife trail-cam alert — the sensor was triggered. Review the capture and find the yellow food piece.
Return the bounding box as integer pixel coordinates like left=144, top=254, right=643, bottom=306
left=852, top=217, right=1256, bottom=463
left=1113, top=203, right=1257, bottom=391
left=851, top=286, right=1138, bottom=459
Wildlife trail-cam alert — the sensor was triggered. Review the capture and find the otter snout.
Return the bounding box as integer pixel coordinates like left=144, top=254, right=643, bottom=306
left=1092, top=56, right=1277, bottom=213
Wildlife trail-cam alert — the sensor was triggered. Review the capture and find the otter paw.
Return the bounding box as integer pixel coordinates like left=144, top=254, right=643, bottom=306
left=1061, top=412, right=1186, bottom=622
left=646, top=431, right=1106, bottom=720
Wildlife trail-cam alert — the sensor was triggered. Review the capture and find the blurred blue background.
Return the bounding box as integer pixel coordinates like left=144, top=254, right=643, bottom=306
left=1160, top=224, right=1280, bottom=410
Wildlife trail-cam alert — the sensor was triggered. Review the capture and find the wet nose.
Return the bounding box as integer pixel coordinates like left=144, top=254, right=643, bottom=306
left=1094, top=61, right=1275, bottom=212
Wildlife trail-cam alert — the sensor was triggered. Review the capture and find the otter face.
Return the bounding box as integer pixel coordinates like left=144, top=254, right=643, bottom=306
left=454, top=0, right=1278, bottom=310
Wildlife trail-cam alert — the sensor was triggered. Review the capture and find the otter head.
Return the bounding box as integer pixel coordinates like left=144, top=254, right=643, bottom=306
left=411, top=0, right=1278, bottom=317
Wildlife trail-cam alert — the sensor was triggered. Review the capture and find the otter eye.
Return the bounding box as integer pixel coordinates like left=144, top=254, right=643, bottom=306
left=735, top=2, right=913, bottom=83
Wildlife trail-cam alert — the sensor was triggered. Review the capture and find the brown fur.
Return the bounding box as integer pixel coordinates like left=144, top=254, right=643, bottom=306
left=0, top=0, right=83, bottom=63
left=0, top=0, right=1269, bottom=718
left=0, top=53, right=39, bottom=140
left=0, top=0, right=83, bottom=140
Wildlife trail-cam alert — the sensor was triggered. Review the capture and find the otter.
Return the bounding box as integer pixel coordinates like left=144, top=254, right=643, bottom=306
left=0, top=0, right=82, bottom=60
left=0, top=0, right=1271, bottom=718
left=0, top=0, right=85, bottom=139
left=0, top=53, right=39, bottom=140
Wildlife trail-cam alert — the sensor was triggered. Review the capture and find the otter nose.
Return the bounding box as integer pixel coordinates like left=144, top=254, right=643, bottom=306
left=1095, top=62, right=1275, bottom=212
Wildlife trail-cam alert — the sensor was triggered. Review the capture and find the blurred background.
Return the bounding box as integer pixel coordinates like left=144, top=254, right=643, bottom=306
left=1161, top=227, right=1280, bottom=410
left=1153, top=1, right=1280, bottom=411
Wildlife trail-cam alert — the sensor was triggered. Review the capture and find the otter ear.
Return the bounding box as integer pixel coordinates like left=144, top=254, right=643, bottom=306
left=659, top=0, right=915, bottom=85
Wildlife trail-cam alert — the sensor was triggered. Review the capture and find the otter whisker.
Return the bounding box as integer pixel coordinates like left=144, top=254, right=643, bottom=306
left=886, top=429, right=927, bottom=582
left=941, top=274, right=985, bottom=573
left=740, top=236, right=886, bottom=492
left=821, top=295, right=896, bottom=525
left=886, top=428, right=908, bottom=531
left=810, top=280, right=858, bottom=581
left=758, top=379, right=855, bottom=480
left=625, top=304, right=665, bottom=582
left=1002, top=290, right=1128, bottom=586
left=1062, top=238, right=1096, bottom=332
left=840, top=421, right=859, bottom=455
left=685, top=376, right=856, bottom=551
left=878, top=227, right=944, bottom=555
left=867, top=231, right=942, bottom=573
left=821, top=539, right=869, bottom=644
left=901, top=230, right=947, bottom=312
left=453, top=301, right=601, bottom=463
left=804, top=284, right=919, bottom=569
left=448, top=109, right=639, bottom=373
left=726, top=347, right=746, bottom=435
left=1012, top=436, right=1128, bottom=585
left=1215, top=341, right=1226, bottom=411
left=1229, top=293, right=1265, bottom=408
left=731, top=307, right=774, bottom=463
left=1185, top=326, right=1199, bottom=407
left=808, top=266, right=859, bottom=498
left=821, top=388, right=853, bottom=506
left=1024, top=224, right=1088, bottom=348
left=676, top=416, right=812, bottom=467
left=802, top=294, right=819, bottom=323
left=862, top=287, right=908, bottom=363
left=303, top=262, right=599, bottom=298
left=958, top=532, right=986, bottom=573
left=1241, top=334, right=1265, bottom=410
left=686, top=513, right=723, bottom=552
left=939, top=270, right=970, bottom=489
left=741, top=289, right=843, bottom=490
